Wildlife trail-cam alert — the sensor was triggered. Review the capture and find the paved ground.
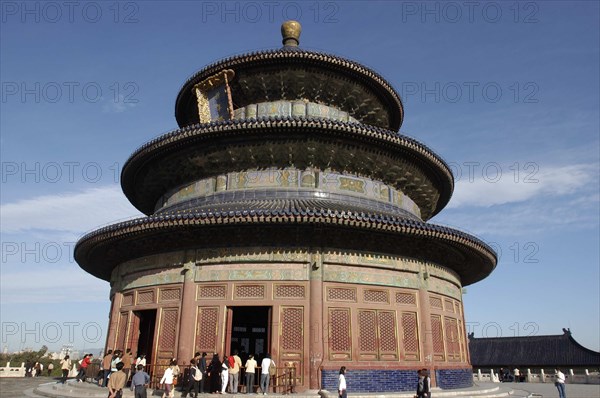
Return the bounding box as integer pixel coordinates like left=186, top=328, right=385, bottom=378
left=1, top=378, right=599, bottom=398
left=498, top=381, right=600, bottom=398
left=0, top=376, right=57, bottom=397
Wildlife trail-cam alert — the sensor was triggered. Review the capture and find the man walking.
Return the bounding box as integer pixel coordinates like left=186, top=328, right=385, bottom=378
left=131, top=364, right=150, bottom=398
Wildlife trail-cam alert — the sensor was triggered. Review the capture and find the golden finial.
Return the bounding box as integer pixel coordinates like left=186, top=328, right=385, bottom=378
left=281, top=20, right=301, bottom=47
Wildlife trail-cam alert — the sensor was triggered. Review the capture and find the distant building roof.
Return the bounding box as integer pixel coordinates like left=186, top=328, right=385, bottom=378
left=469, top=329, right=600, bottom=368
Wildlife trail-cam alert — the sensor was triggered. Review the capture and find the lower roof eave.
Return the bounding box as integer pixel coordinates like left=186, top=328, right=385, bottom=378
left=75, top=213, right=496, bottom=285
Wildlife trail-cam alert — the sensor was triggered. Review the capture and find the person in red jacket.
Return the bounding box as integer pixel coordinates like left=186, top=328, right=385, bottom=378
left=76, top=354, right=93, bottom=383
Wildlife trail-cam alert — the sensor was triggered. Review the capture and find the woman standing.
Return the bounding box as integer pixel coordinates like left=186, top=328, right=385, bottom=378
left=244, top=354, right=257, bottom=394
left=208, top=353, right=221, bottom=393
left=160, top=360, right=176, bottom=398
left=59, top=355, right=71, bottom=384
left=338, top=367, right=347, bottom=398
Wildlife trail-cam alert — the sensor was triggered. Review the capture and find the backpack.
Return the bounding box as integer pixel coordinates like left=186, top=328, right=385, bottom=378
left=268, top=360, right=276, bottom=376
left=192, top=366, right=202, bottom=381
left=228, top=356, right=235, bottom=368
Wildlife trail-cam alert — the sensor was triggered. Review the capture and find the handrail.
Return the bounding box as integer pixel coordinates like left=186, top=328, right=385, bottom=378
left=82, top=362, right=297, bottom=393
left=270, top=366, right=297, bottom=395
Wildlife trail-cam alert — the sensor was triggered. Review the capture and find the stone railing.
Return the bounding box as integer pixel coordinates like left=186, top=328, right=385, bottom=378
left=0, top=362, right=79, bottom=378
left=473, top=368, right=600, bottom=385
left=0, top=362, right=25, bottom=377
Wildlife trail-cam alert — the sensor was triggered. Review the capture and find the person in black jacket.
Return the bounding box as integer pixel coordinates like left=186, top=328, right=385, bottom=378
left=198, top=353, right=208, bottom=393
left=416, top=369, right=431, bottom=398
left=208, top=353, right=221, bottom=393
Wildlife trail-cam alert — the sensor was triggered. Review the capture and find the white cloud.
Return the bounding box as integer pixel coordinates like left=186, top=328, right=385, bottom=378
left=0, top=186, right=142, bottom=234
left=102, top=94, right=137, bottom=113
left=0, top=267, right=107, bottom=304
left=0, top=187, right=133, bottom=305
left=448, top=163, right=598, bottom=208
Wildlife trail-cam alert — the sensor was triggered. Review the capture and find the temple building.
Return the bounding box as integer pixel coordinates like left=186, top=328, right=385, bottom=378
left=469, top=329, right=600, bottom=373
left=75, top=21, right=496, bottom=392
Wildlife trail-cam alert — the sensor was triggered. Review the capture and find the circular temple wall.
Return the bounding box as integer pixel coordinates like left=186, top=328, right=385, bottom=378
left=106, top=247, right=472, bottom=392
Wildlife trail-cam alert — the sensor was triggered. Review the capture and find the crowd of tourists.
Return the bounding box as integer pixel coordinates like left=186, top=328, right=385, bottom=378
left=92, top=349, right=277, bottom=398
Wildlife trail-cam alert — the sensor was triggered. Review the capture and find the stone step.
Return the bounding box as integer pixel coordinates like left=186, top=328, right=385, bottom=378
left=23, top=387, right=48, bottom=398
left=319, top=385, right=516, bottom=398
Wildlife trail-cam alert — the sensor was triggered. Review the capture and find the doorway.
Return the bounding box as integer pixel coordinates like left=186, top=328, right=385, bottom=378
left=228, top=306, right=271, bottom=360
left=134, top=309, right=157, bottom=364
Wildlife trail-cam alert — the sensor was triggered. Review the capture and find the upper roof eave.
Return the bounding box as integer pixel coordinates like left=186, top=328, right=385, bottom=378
left=174, top=47, right=404, bottom=131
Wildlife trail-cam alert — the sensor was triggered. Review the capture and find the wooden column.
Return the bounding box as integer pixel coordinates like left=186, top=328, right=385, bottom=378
left=177, top=261, right=196, bottom=362
left=417, top=280, right=436, bottom=386
left=308, top=250, right=323, bottom=390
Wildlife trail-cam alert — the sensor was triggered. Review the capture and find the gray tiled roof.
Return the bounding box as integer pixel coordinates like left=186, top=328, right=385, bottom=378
left=469, top=330, right=600, bottom=368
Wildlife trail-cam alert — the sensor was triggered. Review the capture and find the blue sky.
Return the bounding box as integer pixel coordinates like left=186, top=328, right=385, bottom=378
left=1, top=1, right=598, bottom=355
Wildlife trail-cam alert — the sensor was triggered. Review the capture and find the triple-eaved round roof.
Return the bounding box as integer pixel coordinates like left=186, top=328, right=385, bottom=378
left=76, top=21, right=497, bottom=288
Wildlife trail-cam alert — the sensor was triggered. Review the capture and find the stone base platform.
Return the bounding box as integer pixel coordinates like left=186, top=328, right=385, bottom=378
left=19, top=380, right=521, bottom=398
left=7, top=379, right=596, bottom=398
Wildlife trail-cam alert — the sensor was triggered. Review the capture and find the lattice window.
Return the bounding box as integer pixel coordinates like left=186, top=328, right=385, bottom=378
left=281, top=307, right=303, bottom=351
left=275, top=285, right=305, bottom=299
left=327, top=287, right=356, bottom=302
left=198, top=285, right=226, bottom=299
left=401, top=312, right=419, bottom=360
left=137, top=290, right=154, bottom=304
left=444, top=317, right=461, bottom=361
left=396, top=292, right=416, bottom=305
left=431, top=314, right=445, bottom=361
left=122, top=293, right=133, bottom=307
left=160, top=288, right=181, bottom=302
left=329, top=308, right=351, bottom=354
left=196, top=307, right=219, bottom=352
left=158, top=309, right=178, bottom=352
left=235, top=285, right=265, bottom=299
left=444, top=299, right=454, bottom=313
left=364, top=290, right=389, bottom=304
left=379, top=311, right=397, bottom=353
left=357, top=310, right=398, bottom=360
left=429, top=295, right=443, bottom=309
left=358, top=310, right=377, bottom=352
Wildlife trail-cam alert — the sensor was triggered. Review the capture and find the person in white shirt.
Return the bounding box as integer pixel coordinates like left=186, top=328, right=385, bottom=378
left=259, top=354, right=275, bottom=395
left=554, top=368, right=566, bottom=398
left=513, top=368, right=520, bottom=383
left=221, top=356, right=229, bottom=394
left=338, top=367, right=347, bottom=398
left=136, top=354, right=147, bottom=369
left=160, top=361, right=175, bottom=398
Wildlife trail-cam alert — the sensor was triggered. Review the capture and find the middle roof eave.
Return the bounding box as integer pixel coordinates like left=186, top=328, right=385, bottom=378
left=120, top=117, right=454, bottom=219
